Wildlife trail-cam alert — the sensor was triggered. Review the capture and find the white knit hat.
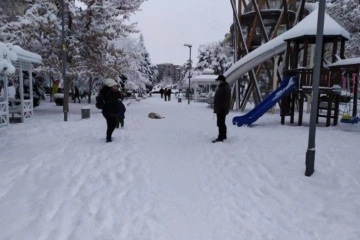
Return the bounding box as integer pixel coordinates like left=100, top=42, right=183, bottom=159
left=103, top=78, right=117, bottom=87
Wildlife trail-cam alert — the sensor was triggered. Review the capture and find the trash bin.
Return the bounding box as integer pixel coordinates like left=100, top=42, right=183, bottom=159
left=81, top=106, right=90, bottom=119
left=178, top=97, right=182, bottom=103
left=54, top=93, right=64, bottom=106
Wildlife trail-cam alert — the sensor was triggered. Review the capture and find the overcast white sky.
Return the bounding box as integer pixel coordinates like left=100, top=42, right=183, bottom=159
left=132, top=0, right=233, bottom=66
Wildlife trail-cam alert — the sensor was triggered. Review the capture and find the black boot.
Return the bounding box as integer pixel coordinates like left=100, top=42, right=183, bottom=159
left=212, top=138, right=223, bottom=143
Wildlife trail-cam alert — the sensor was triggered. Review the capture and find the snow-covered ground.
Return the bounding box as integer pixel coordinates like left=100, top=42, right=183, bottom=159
left=0, top=95, right=359, bottom=240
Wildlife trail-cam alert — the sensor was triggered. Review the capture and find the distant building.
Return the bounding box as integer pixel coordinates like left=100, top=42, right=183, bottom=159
left=156, top=63, right=182, bottom=84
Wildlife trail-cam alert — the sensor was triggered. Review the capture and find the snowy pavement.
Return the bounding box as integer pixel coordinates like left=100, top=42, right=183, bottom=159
left=0, top=95, right=359, bottom=240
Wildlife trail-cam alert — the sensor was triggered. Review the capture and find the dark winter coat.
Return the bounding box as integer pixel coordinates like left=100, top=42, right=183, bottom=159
left=99, top=86, right=122, bottom=116
left=74, top=87, right=80, bottom=97
left=213, top=81, right=231, bottom=114
left=117, top=100, right=126, bottom=119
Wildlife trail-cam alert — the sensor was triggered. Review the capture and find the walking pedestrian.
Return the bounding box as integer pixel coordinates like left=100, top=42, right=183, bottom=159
left=159, top=88, right=164, bottom=98
left=97, top=78, right=122, bottom=142
left=168, top=88, right=172, bottom=101
left=73, top=86, right=81, bottom=103
left=116, top=99, right=126, bottom=129
left=164, top=88, right=168, bottom=101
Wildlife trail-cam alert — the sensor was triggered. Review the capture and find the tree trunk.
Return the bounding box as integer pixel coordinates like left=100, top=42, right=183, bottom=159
left=87, top=77, right=93, bottom=104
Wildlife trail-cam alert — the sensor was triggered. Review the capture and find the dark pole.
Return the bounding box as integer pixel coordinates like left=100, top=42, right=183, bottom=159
left=184, top=44, right=192, bottom=104
left=232, top=0, right=237, bottom=62
left=61, top=0, right=68, bottom=121
left=305, top=1, right=326, bottom=177
left=188, top=46, right=192, bottom=105
left=352, top=72, right=358, bottom=117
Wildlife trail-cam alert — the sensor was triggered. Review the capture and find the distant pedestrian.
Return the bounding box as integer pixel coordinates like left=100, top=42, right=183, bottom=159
left=73, top=86, right=80, bottom=103
left=212, top=75, right=231, bottom=143
left=116, top=99, right=126, bottom=129
left=97, top=78, right=122, bottom=142
left=168, top=88, right=172, bottom=101
left=164, top=88, right=168, bottom=101
left=159, top=88, right=164, bottom=98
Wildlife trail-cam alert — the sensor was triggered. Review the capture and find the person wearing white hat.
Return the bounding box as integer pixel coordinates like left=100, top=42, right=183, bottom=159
left=97, top=78, right=122, bottom=142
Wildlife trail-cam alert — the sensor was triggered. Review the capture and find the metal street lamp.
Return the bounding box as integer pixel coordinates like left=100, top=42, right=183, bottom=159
left=305, top=0, right=326, bottom=177
left=61, top=0, right=68, bottom=121
left=184, top=43, right=192, bottom=104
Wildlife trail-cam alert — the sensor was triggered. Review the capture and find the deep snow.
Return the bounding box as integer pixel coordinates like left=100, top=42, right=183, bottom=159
left=0, top=95, right=359, bottom=240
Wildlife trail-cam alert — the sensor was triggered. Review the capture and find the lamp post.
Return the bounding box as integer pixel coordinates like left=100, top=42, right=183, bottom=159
left=305, top=0, right=326, bottom=177
left=184, top=43, right=192, bottom=104
left=61, top=0, right=68, bottom=121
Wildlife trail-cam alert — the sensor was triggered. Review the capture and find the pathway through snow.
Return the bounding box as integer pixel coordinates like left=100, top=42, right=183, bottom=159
left=0, top=95, right=359, bottom=240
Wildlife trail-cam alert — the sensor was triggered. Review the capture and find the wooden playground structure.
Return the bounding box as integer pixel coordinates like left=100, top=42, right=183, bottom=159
left=229, top=0, right=359, bottom=127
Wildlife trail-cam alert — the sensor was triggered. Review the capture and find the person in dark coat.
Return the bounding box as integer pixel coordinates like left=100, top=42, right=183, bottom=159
left=159, top=88, right=164, bottom=98
left=212, top=75, right=231, bottom=143
left=167, top=88, right=172, bottom=101
left=116, top=99, right=126, bottom=128
left=73, top=86, right=80, bottom=103
left=98, top=78, right=122, bottom=142
left=164, top=88, right=168, bottom=101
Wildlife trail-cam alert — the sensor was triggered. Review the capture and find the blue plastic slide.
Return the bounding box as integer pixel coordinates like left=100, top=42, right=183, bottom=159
left=233, top=76, right=298, bottom=127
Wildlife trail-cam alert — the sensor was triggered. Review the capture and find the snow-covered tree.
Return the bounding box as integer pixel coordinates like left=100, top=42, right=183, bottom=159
left=66, top=0, right=146, bottom=101
left=178, top=63, right=189, bottom=89
left=0, top=1, right=62, bottom=77
left=326, top=0, right=360, bottom=57
left=194, top=42, right=233, bottom=75
left=0, top=5, right=10, bottom=26
left=0, top=0, right=150, bottom=102
left=0, top=0, right=65, bottom=104
left=110, top=36, right=147, bottom=93
left=137, top=34, right=158, bottom=85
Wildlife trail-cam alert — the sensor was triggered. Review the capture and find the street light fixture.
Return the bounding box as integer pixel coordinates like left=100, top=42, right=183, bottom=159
left=184, top=43, right=192, bottom=104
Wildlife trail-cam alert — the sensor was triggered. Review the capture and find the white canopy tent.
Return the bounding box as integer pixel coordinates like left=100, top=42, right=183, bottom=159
left=0, top=42, right=42, bottom=127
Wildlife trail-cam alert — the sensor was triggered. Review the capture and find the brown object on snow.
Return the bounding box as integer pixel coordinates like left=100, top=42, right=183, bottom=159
left=148, top=112, right=164, bottom=119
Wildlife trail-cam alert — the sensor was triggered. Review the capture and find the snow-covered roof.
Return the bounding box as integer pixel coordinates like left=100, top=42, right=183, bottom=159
left=12, top=45, right=42, bottom=64
left=328, top=57, right=360, bottom=68
left=304, top=2, right=319, bottom=12
left=0, top=42, right=42, bottom=75
left=283, top=9, right=350, bottom=41
left=192, top=73, right=218, bottom=84
left=202, top=68, right=215, bottom=75
left=0, top=42, right=16, bottom=74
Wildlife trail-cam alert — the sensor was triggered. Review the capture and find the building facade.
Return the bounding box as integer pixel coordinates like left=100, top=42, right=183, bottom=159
left=156, top=63, right=182, bottom=84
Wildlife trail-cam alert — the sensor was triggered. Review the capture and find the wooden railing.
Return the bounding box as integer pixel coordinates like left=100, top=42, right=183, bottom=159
left=284, top=68, right=340, bottom=89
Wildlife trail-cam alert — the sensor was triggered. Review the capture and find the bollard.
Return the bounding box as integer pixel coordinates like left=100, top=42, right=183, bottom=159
left=81, top=106, right=90, bottom=119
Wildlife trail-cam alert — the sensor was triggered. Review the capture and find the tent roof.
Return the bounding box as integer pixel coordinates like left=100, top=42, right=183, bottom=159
left=192, top=74, right=218, bottom=85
